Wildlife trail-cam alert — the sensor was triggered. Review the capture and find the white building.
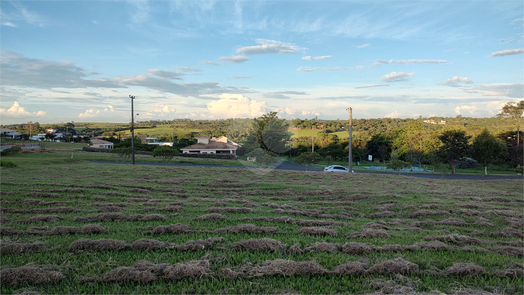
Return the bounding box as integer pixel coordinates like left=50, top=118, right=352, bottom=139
left=90, top=139, right=114, bottom=149
left=0, top=128, right=21, bottom=139
left=180, top=135, right=238, bottom=155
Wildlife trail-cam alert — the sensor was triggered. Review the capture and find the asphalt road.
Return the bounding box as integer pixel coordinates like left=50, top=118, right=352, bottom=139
left=91, top=160, right=523, bottom=181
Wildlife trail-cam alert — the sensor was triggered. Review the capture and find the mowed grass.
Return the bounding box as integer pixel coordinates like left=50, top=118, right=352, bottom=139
left=0, top=152, right=523, bottom=294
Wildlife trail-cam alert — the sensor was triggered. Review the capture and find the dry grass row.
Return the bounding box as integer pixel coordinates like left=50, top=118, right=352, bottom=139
left=243, top=216, right=347, bottom=227
left=74, top=213, right=166, bottom=222
left=1, top=242, right=46, bottom=254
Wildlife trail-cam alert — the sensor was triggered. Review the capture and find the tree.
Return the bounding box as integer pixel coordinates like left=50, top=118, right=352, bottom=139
left=112, top=147, right=132, bottom=162
left=472, top=129, right=508, bottom=175
left=249, top=112, right=292, bottom=154
left=365, top=134, right=392, bottom=164
left=294, top=152, right=322, bottom=171
left=246, top=148, right=279, bottom=168
left=438, top=129, right=471, bottom=174
left=498, top=100, right=524, bottom=145
left=152, top=146, right=178, bottom=163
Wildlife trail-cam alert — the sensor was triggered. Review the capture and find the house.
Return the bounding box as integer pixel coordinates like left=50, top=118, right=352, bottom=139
left=0, top=128, right=21, bottom=139
left=180, top=135, right=238, bottom=155
left=146, top=137, right=174, bottom=147
left=90, top=139, right=114, bottom=149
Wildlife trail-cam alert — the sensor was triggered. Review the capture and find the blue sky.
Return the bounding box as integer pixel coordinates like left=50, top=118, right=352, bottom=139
left=1, top=0, right=523, bottom=124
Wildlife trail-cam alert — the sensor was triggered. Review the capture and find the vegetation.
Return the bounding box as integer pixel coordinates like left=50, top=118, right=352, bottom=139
left=294, top=152, right=322, bottom=171
left=0, top=151, right=522, bottom=294
left=438, top=130, right=471, bottom=174
left=472, top=129, right=508, bottom=175
left=152, top=146, right=178, bottom=163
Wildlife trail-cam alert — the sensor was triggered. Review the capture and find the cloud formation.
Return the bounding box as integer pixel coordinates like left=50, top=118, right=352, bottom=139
left=302, top=55, right=332, bottom=60
left=440, top=76, right=473, bottom=87
left=147, top=69, right=183, bottom=80
left=381, top=71, right=415, bottom=82
left=490, top=48, right=524, bottom=57
left=354, top=84, right=390, bottom=89
left=237, top=39, right=302, bottom=55
left=0, top=101, right=46, bottom=117
left=218, top=55, right=249, bottom=63
left=297, top=66, right=349, bottom=72
left=207, top=94, right=267, bottom=118
left=455, top=105, right=477, bottom=115
left=356, top=43, right=370, bottom=48
left=385, top=110, right=401, bottom=118
left=373, top=59, right=448, bottom=66
left=263, top=91, right=308, bottom=99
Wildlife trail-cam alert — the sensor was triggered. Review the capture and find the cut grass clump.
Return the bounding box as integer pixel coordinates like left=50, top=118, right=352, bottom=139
left=0, top=264, right=64, bottom=286
left=304, top=242, right=340, bottom=253
left=299, top=227, right=337, bottom=237
left=416, top=241, right=453, bottom=251
left=75, top=213, right=166, bottom=222
left=102, top=260, right=211, bottom=282
left=215, top=224, right=277, bottom=234
left=427, top=235, right=480, bottom=245
left=367, top=257, right=419, bottom=275
left=131, top=239, right=168, bottom=250
left=341, top=242, right=374, bottom=255
left=331, top=261, right=367, bottom=275
left=205, top=207, right=254, bottom=213
left=0, top=242, right=46, bottom=254
left=26, top=215, right=63, bottom=223
left=151, top=224, right=191, bottom=234
left=248, top=259, right=326, bottom=277
left=350, top=228, right=391, bottom=238
left=443, top=263, right=486, bottom=276
left=69, top=238, right=129, bottom=252
left=195, top=213, right=226, bottom=221
left=232, top=238, right=287, bottom=253
left=408, top=210, right=450, bottom=218
left=492, top=247, right=524, bottom=257
left=174, top=238, right=225, bottom=251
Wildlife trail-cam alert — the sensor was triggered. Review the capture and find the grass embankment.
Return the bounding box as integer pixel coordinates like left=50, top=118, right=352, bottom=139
left=1, top=152, right=523, bottom=294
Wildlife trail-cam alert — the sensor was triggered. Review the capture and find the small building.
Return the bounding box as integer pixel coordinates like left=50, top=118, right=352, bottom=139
left=90, top=139, right=114, bottom=149
left=146, top=137, right=174, bottom=147
left=180, top=135, right=238, bottom=155
left=0, top=128, right=21, bottom=139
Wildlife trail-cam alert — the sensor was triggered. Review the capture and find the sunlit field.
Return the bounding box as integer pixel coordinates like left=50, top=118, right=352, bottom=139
left=0, top=150, right=522, bottom=294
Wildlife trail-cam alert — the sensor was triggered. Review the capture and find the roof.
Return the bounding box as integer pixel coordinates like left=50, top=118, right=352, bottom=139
left=181, top=142, right=237, bottom=150
left=91, top=139, right=114, bottom=145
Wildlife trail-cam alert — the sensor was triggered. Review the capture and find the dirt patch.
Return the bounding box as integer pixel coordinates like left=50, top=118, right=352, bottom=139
left=195, top=213, right=227, bottom=221
left=151, top=223, right=191, bottom=234
left=342, top=242, right=374, bottom=255
left=205, top=207, right=254, bottom=213
left=0, top=264, right=64, bottom=286
left=233, top=238, right=287, bottom=253
left=492, top=247, right=524, bottom=257
left=350, top=229, right=391, bottom=238
left=443, top=263, right=485, bottom=276
left=367, top=258, right=419, bottom=275
left=0, top=242, right=46, bottom=254
left=131, top=239, right=168, bottom=250
left=304, top=242, right=340, bottom=253
left=69, top=238, right=129, bottom=252
left=416, top=241, right=453, bottom=251
left=174, top=237, right=225, bottom=251
left=26, top=215, right=63, bottom=223
left=215, top=224, right=277, bottom=234
left=300, top=227, right=337, bottom=237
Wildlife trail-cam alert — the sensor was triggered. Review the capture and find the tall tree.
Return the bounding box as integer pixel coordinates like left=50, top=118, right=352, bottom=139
left=498, top=100, right=524, bottom=145
left=472, top=129, right=508, bottom=175
left=249, top=112, right=292, bottom=154
left=438, top=129, right=471, bottom=174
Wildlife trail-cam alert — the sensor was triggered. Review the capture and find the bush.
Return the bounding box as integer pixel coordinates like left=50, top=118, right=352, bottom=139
left=453, top=157, right=478, bottom=169
left=515, top=165, right=523, bottom=174
left=152, top=146, right=178, bottom=163
left=0, top=148, right=12, bottom=156
left=1, top=161, right=17, bottom=168
left=0, top=146, right=21, bottom=156
left=112, top=147, right=132, bottom=162
left=246, top=148, right=279, bottom=167
left=295, top=152, right=322, bottom=170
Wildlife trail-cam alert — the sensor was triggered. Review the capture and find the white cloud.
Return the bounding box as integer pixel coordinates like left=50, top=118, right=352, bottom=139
left=356, top=43, right=370, bottom=48
left=147, top=69, right=183, bottom=80
left=202, top=60, right=220, bottom=65
left=302, top=56, right=312, bottom=60
left=207, top=93, right=267, bottom=118
left=104, top=105, right=115, bottom=112
left=218, top=55, right=248, bottom=63
left=454, top=105, right=477, bottom=115
left=275, top=107, right=296, bottom=116
left=297, top=66, right=350, bottom=72
left=385, top=111, right=401, bottom=118
left=373, top=59, right=448, bottom=66
left=491, top=48, right=524, bottom=57
left=232, top=76, right=253, bottom=79
left=381, top=71, right=415, bottom=82
left=237, top=39, right=303, bottom=55
left=439, top=76, right=473, bottom=87
left=2, top=22, right=16, bottom=27
left=302, top=55, right=333, bottom=61
left=0, top=101, right=45, bottom=117
left=354, top=84, right=390, bottom=89
left=152, top=104, right=176, bottom=113
left=472, top=83, right=524, bottom=98
left=301, top=110, right=320, bottom=116
left=78, top=109, right=100, bottom=119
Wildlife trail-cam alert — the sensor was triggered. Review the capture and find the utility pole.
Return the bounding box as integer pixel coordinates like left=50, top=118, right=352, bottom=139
left=311, top=127, right=314, bottom=153
left=346, top=107, right=353, bottom=172
left=129, top=95, right=136, bottom=165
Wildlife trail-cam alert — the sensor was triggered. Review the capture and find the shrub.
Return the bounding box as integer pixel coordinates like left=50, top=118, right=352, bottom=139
left=453, top=157, right=478, bottom=169
left=152, top=146, right=178, bottom=163
left=0, top=161, right=17, bottom=168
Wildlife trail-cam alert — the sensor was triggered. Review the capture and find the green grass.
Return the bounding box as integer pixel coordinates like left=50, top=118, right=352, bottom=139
left=1, top=151, right=523, bottom=294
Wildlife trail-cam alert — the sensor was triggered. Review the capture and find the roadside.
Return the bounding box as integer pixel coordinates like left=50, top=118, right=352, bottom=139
left=90, top=160, right=523, bottom=180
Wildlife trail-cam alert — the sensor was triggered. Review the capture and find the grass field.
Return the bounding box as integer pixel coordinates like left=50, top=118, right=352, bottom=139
left=0, top=151, right=523, bottom=294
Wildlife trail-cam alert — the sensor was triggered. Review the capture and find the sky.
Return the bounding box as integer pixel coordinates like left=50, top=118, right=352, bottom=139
left=0, top=0, right=523, bottom=124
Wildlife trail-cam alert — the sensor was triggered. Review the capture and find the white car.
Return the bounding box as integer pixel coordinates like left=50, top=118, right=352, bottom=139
left=324, top=165, right=354, bottom=173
